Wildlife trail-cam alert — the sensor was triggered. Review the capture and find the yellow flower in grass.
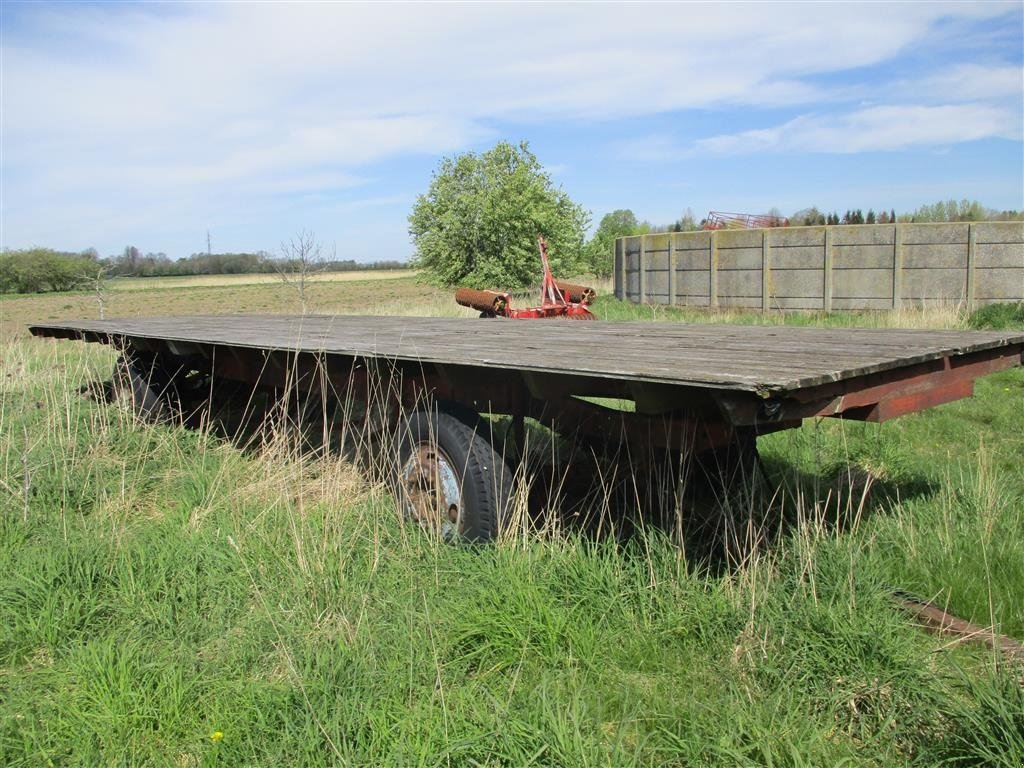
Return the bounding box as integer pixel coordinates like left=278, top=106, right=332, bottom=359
left=209, top=731, right=224, bottom=742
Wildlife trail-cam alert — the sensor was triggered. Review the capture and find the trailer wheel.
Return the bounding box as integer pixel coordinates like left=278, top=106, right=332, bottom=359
left=113, top=354, right=176, bottom=421
left=396, top=406, right=512, bottom=542
left=113, top=353, right=208, bottom=423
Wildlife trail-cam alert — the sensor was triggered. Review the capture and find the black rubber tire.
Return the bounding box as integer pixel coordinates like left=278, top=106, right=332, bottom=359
left=395, top=405, right=513, bottom=542
left=113, top=352, right=212, bottom=423
left=114, top=353, right=178, bottom=422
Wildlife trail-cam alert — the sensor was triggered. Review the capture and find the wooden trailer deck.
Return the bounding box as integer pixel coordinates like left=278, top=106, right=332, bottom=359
left=30, top=315, right=1023, bottom=437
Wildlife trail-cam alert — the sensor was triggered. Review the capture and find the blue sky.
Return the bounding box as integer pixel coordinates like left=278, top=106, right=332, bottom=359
left=2, top=1, right=1022, bottom=261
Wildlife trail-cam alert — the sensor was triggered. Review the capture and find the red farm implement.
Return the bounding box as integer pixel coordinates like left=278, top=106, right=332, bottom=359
left=703, top=211, right=789, bottom=230
left=455, top=236, right=596, bottom=319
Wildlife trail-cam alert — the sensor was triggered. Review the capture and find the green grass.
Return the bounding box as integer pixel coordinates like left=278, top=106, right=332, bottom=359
left=1, top=298, right=1023, bottom=766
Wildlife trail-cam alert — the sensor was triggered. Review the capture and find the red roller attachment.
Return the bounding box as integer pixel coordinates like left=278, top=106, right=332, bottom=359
left=455, top=288, right=511, bottom=316
left=553, top=280, right=596, bottom=305
left=453, top=236, right=597, bottom=320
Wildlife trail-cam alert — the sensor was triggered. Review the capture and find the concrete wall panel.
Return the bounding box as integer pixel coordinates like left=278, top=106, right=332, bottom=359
left=616, top=223, right=1022, bottom=309
left=976, top=244, right=1024, bottom=269
left=902, top=269, right=968, bottom=300
left=832, top=226, right=896, bottom=246
left=975, top=222, right=1024, bottom=244
left=679, top=295, right=711, bottom=306
left=772, top=246, right=824, bottom=269
left=646, top=272, right=669, bottom=297
left=833, top=268, right=893, bottom=299
left=647, top=252, right=670, bottom=272
left=719, top=248, right=762, bottom=271
left=771, top=297, right=826, bottom=310
left=976, top=269, right=1024, bottom=300
left=718, top=296, right=763, bottom=308
left=771, top=269, right=824, bottom=299
left=774, top=227, right=825, bottom=247
left=832, top=297, right=895, bottom=310
left=716, top=229, right=763, bottom=249
left=718, top=270, right=762, bottom=298
left=678, top=271, right=711, bottom=297
left=833, top=245, right=895, bottom=269
left=676, top=250, right=711, bottom=270
left=904, top=223, right=969, bottom=245
left=626, top=269, right=639, bottom=297
left=642, top=233, right=672, bottom=253
left=673, top=231, right=712, bottom=249
left=902, top=244, right=967, bottom=269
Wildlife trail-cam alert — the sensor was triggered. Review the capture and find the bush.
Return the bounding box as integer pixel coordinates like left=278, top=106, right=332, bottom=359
left=409, top=141, right=589, bottom=289
left=0, top=249, right=97, bottom=294
left=968, top=302, right=1024, bottom=330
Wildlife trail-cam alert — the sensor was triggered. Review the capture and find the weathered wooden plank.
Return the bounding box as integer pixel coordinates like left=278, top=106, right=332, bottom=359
left=29, top=316, right=1024, bottom=398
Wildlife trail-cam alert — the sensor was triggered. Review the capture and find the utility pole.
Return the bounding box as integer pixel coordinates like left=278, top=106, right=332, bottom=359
left=207, top=229, right=212, bottom=256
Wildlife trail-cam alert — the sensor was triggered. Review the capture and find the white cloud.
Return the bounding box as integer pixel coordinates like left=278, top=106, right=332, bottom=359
left=0, top=1, right=1019, bottom=252
left=692, top=104, right=1021, bottom=155
left=902, top=64, right=1024, bottom=102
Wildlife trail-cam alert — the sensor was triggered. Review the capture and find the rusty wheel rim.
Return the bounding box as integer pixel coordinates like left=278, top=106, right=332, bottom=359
left=400, top=443, right=462, bottom=540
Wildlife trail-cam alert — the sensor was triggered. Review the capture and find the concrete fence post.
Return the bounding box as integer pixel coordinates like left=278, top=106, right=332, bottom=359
left=710, top=231, right=719, bottom=308
left=639, top=236, right=647, bottom=303
left=893, top=224, right=904, bottom=309
left=967, top=223, right=977, bottom=311
left=823, top=226, right=834, bottom=312
left=668, top=234, right=677, bottom=306
left=762, top=229, right=772, bottom=311
left=614, top=239, right=624, bottom=300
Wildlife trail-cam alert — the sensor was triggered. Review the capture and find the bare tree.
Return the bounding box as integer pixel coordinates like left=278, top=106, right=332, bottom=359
left=79, top=266, right=112, bottom=319
left=275, top=230, right=331, bottom=314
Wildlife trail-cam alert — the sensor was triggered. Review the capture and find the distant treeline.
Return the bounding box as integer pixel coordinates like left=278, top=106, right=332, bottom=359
left=106, top=248, right=407, bottom=278
left=651, top=199, right=1023, bottom=233
left=0, top=247, right=408, bottom=294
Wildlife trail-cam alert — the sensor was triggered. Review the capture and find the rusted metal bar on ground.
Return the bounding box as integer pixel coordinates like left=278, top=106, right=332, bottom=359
left=896, top=594, right=1024, bottom=663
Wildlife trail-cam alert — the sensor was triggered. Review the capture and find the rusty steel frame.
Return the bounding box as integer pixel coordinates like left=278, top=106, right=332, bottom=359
left=70, top=328, right=1022, bottom=461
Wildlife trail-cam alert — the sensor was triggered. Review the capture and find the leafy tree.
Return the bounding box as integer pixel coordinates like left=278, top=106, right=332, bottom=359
left=866, top=209, right=876, bottom=224
left=584, top=209, right=649, bottom=277
left=911, top=199, right=989, bottom=222
left=792, top=207, right=826, bottom=226
left=408, top=141, right=589, bottom=289
left=670, top=207, right=699, bottom=232
left=0, top=248, right=96, bottom=293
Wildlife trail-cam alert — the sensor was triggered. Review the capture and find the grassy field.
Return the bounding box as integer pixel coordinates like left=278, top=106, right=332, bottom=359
left=0, top=273, right=462, bottom=341
left=1, top=278, right=1022, bottom=766
left=107, top=270, right=420, bottom=291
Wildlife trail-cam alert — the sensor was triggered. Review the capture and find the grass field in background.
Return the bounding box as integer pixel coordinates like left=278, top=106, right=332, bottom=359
left=1, top=277, right=1022, bottom=766
left=0, top=272, right=459, bottom=341
left=107, top=269, right=420, bottom=291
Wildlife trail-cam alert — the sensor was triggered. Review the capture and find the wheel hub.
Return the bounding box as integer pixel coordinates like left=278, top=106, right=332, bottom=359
left=400, top=444, right=462, bottom=539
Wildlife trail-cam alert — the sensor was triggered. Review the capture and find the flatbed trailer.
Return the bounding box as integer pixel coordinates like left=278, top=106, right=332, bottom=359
left=30, top=316, right=1024, bottom=540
